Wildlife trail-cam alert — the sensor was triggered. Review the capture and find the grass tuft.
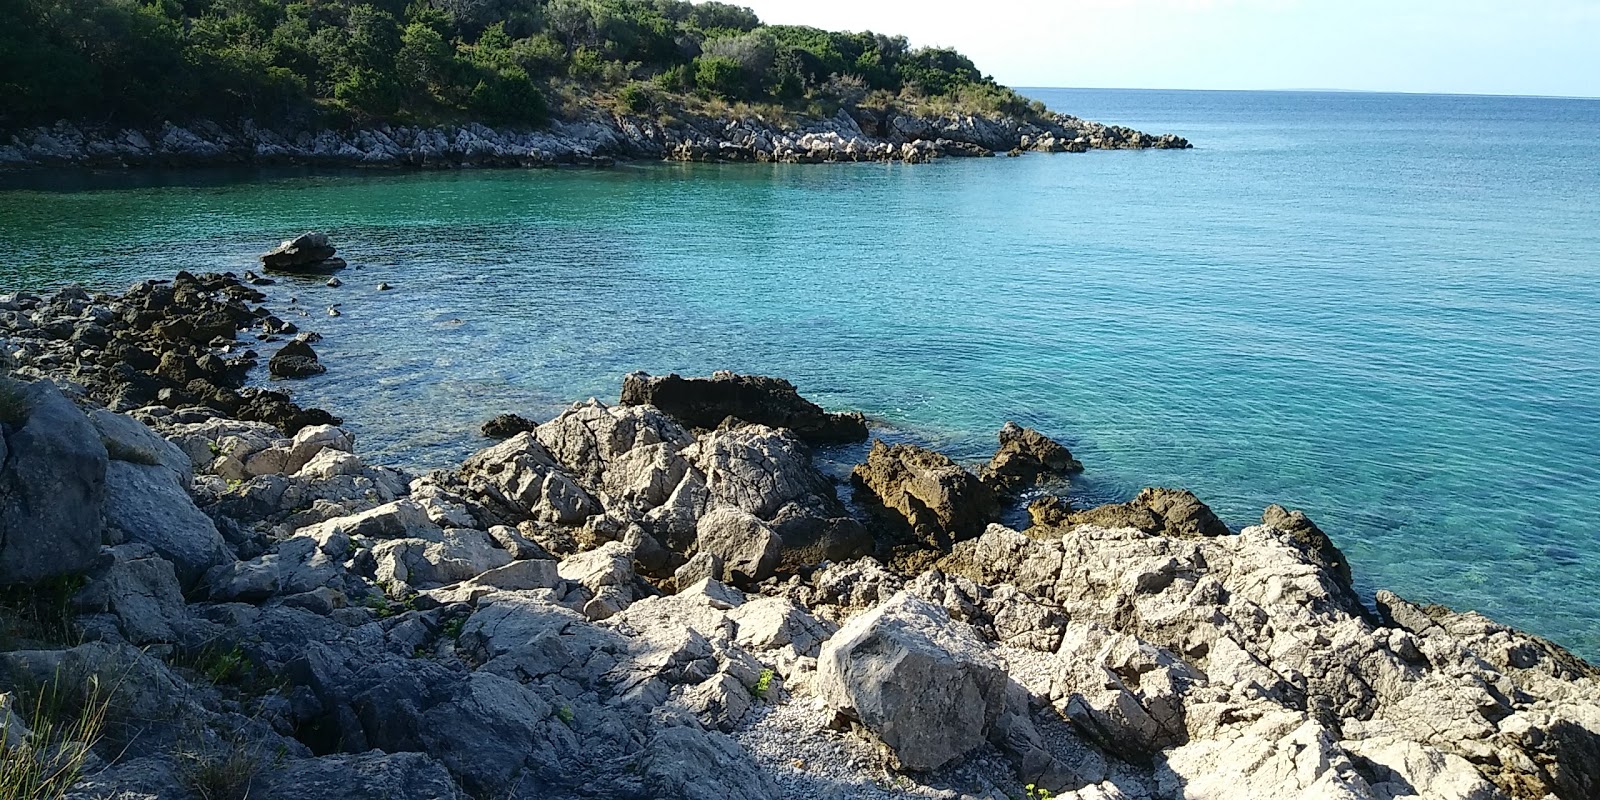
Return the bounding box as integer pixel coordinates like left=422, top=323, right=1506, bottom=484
left=177, top=740, right=261, bottom=800
left=0, top=576, right=87, bottom=650
left=0, top=672, right=112, bottom=800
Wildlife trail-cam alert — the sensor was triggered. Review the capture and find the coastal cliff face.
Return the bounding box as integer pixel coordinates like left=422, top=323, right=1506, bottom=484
left=0, top=106, right=1190, bottom=170
left=3, top=270, right=1595, bottom=800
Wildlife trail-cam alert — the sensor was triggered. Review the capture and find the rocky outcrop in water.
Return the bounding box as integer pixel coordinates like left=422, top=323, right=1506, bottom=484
left=980, top=421, right=1084, bottom=495
left=481, top=413, right=539, bottom=440
left=621, top=370, right=868, bottom=443
left=0, top=106, right=1190, bottom=170
left=853, top=440, right=999, bottom=552
left=267, top=337, right=325, bottom=379
left=260, top=232, right=346, bottom=274
left=2, top=271, right=1597, bottom=800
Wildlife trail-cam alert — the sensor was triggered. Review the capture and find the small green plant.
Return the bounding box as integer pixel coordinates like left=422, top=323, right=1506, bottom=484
left=555, top=706, right=574, bottom=726
left=1025, top=783, right=1055, bottom=800
left=224, top=478, right=243, bottom=492
left=752, top=668, right=774, bottom=699
left=362, top=594, right=394, bottom=619
left=0, top=674, right=112, bottom=800
left=206, top=441, right=224, bottom=457
left=441, top=617, right=464, bottom=641
left=615, top=82, right=652, bottom=114
left=202, top=647, right=246, bottom=685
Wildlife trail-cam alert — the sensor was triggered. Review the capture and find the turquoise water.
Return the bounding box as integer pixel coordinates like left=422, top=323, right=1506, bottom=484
left=3, top=89, right=1599, bottom=657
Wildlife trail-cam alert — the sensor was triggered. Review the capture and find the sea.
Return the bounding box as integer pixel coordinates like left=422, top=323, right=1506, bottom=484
left=2, top=88, right=1598, bottom=658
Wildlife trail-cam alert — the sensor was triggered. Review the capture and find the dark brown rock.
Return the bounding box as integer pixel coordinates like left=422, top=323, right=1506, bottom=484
left=620, top=371, right=867, bottom=443
left=1262, top=504, right=1353, bottom=593
left=1026, top=494, right=1073, bottom=528
left=851, top=440, right=997, bottom=549
left=269, top=339, right=325, bottom=379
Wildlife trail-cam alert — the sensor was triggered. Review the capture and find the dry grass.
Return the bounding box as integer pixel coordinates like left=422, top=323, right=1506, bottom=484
left=0, top=674, right=112, bottom=800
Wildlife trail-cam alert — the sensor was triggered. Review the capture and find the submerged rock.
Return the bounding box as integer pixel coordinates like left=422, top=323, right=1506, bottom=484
left=621, top=371, right=868, bottom=443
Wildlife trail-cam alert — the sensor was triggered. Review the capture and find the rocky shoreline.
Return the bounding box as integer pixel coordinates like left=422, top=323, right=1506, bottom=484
left=3, top=267, right=1598, bottom=800
left=0, top=106, right=1190, bottom=170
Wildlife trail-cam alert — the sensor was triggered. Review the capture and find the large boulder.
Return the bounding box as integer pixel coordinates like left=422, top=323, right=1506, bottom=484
left=534, top=399, right=694, bottom=503
left=979, top=421, right=1083, bottom=494
left=89, top=407, right=193, bottom=487
left=644, top=423, right=838, bottom=550
left=851, top=440, right=997, bottom=549
left=818, top=592, right=1009, bottom=771
left=692, top=425, right=836, bottom=520
left=692, top=506, right=783, bottom=584
left=1262, top=504, right=1353, bottom=594
left=72, top=544, right=192, bottom=645
left=621, top=371, right=868, bottom=443
left=251, top=752, right=468, bottom=800
left=371, top=528, right=513, bottom=590
left=103, top=459, right=233, bottom=588
left=0, top=380, right=107, bottom=584
left=260, top=232, right=345, bottom=272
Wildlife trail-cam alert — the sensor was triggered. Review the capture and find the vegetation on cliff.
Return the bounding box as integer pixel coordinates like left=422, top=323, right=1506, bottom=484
left=0, top=0, right=1046, bottom=130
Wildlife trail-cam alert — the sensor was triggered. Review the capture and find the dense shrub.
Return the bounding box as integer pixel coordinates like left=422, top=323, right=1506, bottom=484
left=0, top=0, right=1043, bottom=129
left=694, top=55, right=744, bottom=99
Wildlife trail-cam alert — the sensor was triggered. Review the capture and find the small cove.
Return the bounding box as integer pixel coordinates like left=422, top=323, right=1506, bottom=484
left=3, top=88, right=1599, bottom=656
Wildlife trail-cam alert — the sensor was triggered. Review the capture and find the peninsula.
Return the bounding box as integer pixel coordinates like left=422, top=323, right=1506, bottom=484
left=0, top=0, right=1188, bottom=168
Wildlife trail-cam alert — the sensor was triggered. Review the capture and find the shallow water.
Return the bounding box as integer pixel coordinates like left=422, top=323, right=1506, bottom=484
left=3, top=88, right=1599, bottom=657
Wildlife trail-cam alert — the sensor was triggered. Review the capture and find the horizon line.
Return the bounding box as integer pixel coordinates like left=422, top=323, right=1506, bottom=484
left=1013, top=86, right=1600, bottom=102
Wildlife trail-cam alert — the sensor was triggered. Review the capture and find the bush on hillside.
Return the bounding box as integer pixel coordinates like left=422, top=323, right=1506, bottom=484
left=0, top=0, right=1047, bottom=128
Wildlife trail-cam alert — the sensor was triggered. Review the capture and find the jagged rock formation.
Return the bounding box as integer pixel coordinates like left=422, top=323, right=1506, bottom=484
left=980, top=421, right=1085, bottom=495
left=852, top=440, right=998, bottom=551
left=621, top=370, right=868, bottom=443
left=0, top=274, right=1596, bottom=800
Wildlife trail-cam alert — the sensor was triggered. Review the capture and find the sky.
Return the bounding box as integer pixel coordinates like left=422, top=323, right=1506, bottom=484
left=734, top=0, right=1600, bottom=98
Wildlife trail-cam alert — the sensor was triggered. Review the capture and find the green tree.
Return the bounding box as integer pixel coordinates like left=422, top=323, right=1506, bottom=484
left=395, top=20, right=451, bottom=102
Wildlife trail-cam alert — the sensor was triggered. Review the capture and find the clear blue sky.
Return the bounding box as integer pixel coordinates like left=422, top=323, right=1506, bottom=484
left=735, top=0, right=1600, bottom=98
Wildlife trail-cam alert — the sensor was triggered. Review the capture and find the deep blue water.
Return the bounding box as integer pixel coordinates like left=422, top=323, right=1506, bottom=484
left=3, top=89, right=1599, bottom=657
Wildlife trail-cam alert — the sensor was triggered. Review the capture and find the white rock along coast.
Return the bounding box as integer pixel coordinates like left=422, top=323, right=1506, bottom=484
left=1, top=268, right=1595, bottom=800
